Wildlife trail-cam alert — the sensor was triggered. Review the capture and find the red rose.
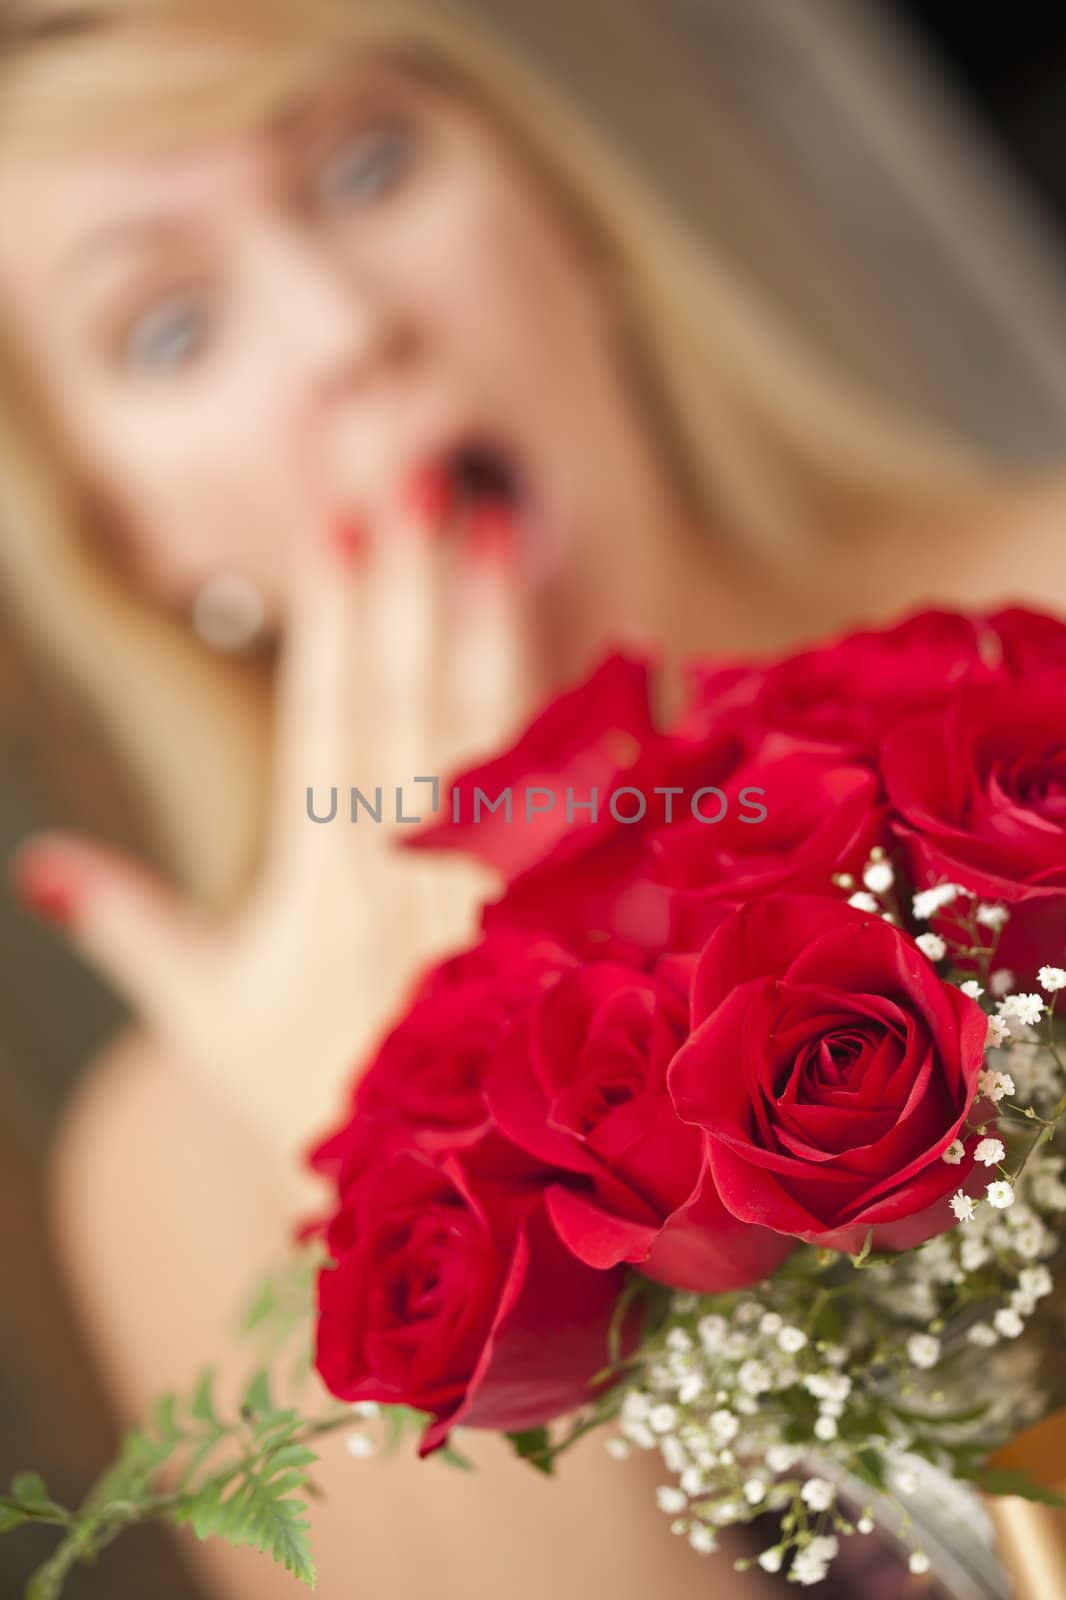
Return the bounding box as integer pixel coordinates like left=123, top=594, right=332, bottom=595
left=314, top=1145, right=635, bottom=1456
left=667, top=896, right=988, bottom=1254
left=401, top=651, right=660, bottom=879
left=683, top=608, right=1001, bottom=758
left=479, top=748, right=883, bottom=968
left=484, top=957, right=793, bottom=1291
left=648, top=751, right=885, bottom=953
left=986, top=606, right=1066, bottom=677
left=307, top=933, right=576, bottom=1187
left=883, top=673, right=1066, bottom=982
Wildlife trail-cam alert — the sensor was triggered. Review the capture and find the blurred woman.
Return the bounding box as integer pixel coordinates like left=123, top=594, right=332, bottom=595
left=1, top=0, right=1063, bottom=1596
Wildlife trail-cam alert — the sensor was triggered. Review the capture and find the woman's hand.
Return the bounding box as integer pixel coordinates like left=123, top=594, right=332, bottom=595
left=11, top=490, right=545, bottom=1198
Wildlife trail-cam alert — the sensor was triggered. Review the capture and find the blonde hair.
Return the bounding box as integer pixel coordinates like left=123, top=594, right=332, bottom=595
left=0, top=0, right=993, bottom=905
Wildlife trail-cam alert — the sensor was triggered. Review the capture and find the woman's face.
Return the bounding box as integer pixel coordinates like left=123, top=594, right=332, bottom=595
left=0, top=44, right=685, bottom=630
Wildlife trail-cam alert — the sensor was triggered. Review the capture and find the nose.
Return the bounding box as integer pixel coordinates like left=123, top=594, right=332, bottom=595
left=251, top=221, right=413, bottom=402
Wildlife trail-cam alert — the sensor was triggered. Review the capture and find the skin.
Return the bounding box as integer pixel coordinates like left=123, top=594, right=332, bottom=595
left=3, top=37, right=1066, bottom=1600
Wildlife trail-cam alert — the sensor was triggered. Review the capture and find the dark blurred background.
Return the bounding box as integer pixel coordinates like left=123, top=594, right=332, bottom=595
left=3, top=4, right=1066, bottom=1597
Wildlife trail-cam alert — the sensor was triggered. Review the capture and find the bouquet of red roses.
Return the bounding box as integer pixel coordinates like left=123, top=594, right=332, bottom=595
left=5, top=606, right=1064, bottom=1594
left=308, top=607, right=1066, bottom=1587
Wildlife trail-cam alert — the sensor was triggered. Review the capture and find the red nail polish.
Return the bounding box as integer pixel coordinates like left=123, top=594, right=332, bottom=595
left=465, top=500, right=516, bottom=568
left=404, top=462, right=453, bottom=530
left=329, top=515, right=368, bottom=563
left=11, top=853, right=80, bottom=929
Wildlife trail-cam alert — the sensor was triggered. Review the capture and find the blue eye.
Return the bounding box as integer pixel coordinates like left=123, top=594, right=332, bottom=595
left=315, top=124, right=414, bottom=210
left=121, top=296, right=207, bottom=373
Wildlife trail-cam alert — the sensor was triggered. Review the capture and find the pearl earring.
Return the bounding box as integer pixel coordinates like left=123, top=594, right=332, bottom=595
left=190, top=572, right=268, bottom=652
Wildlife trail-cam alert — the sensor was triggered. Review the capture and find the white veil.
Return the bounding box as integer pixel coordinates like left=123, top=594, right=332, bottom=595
left=455, top=0, right=1066, bottom=466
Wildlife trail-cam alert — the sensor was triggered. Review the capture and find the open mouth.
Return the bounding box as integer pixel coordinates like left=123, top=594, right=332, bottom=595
left=442, top=434, right=526, bottom=514
left=403, top=428, right=564, bottom=581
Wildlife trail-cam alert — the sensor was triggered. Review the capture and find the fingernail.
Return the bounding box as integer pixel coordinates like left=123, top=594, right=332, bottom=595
left=464, top=500, right=516, bottom=569
left=11, top=851, right=81, bottom=929
left=403, top=462, right=453, bottom=532
left=329, top=514, right=369, bottom=564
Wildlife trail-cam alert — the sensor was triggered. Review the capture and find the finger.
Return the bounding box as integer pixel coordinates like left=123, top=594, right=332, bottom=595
left=9, top=832, right=211, bottom=1028
left=269, top=509, right=372, bottom=865
left=367, top=468, right=450, bottom=805
left=440, top=498, right=543, bottom=768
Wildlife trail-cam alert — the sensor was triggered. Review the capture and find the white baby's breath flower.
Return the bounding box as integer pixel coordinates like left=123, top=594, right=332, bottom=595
left=697, top=1315, right=727, bottom=1353
left=666, top=1328, right=693, bottom=1355
left=968, top=1322, right=998, bottom=1348
left=793, top=1536, right=839, bottom=1587
left=960, top=979, right=984, bottom=999
left=942, top=1139, right=965, bottom=1165
left=950, top=1190, right=976, bottom=1222
left=857, top=1516, right=875, bottom=1535
left=678, top=1374, right=705, bottom=1406
left=909, top=1552, right=932, bottom=1576
left=738, top=1360, right=773, bottom=1396
left=649, top=1404, right=679, bottom=1434
left=776, top=1324, right=807, bottom=1354
left=975, top=1138, right=1006, bottom=1167
left=863, top=861, right=894, bottom=895
left=743, top=1478, right=767, bottom=1505
left=848, top=891, right=880, bottom=913
left=758, top=1310, right=783, bottom=1337
left=987, top=1180, right=1015, bottom=1210
left=709, top=1410, right=739, bottom=1444
left=606, top=1436, right=631, bottom=1460
left=767, top=1444, right=802, bottom=1473
left=1038, top=966, right=1066, bottom=994
left=349, top=1401, right=380, bottom=1419
left=907, top=1334, right=941, bottom=1370
left=344, top=1431, right=376, bottom=1459
left=656, top=1486, right=688, bottom=1515
left=916, top=932, right=947, bottom=962
left=978, top=1067, right=1014, bottom=1101
left=913, top=883, right=961, bottom=920
left=977, top=904, right=1010, bottom=931
left=800, top=1477, right=835, bottom=1512
left=1000, top=993, right=1045, bottom=1028
left=688, top=1525, right=716, bottom=1555
left=985, top=1016, right=1010, bottom=1049
left=994, top=1307, right=1024, bottom=1339
left=961, top=1237, right=990, bottom=1272
left=1020, top=1266, right=1053, bottom=1300
left=990, top=968, right=1016, bottom=997
left=757, top=1548, right=784, bottom=1574
left=814, top=1415, right=838, bottom=1441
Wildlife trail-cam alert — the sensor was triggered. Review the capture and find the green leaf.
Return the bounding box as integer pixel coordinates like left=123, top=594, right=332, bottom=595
left=0, top=1502, right=32, bottom=1533
left=237, top=1279, right=278, bottom=1337
left=242, top=1369, right=274, bottom=1419
left=177, top=1471, right=315, bottom=1584
left=505, top=1428, right=554, bottom=1477
left=151, top=1393, right=180, bottom=1443
left=8, top=1474, right=67, bottom=1517
left=970, top=1467, right=1066, bottom=1507
left=191, top=1369, right=220, bottom=1426
left=381, top=1406, right=426, bottom=1456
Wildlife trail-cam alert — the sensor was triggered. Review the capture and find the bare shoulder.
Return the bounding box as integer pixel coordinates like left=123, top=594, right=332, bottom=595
left=917, top=470, right=1066, bottom=614
left=45, top=1028, right=290, bottom=1412
left=46, top=1025, right=183, bottom=1270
